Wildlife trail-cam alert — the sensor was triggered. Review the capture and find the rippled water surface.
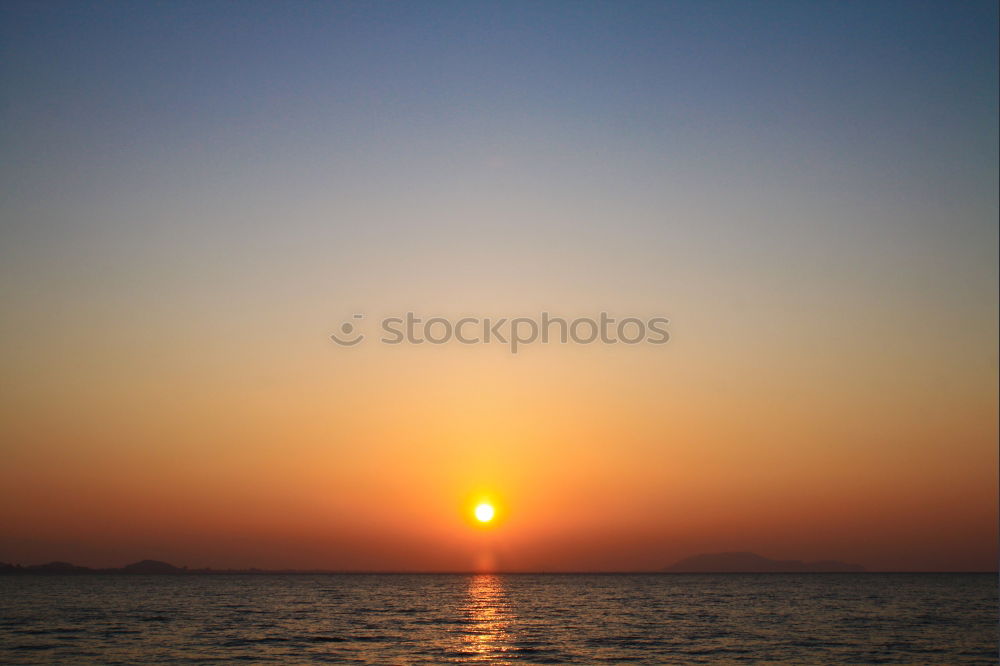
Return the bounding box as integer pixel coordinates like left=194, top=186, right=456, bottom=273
left=0, top=574, right=996, bottom=663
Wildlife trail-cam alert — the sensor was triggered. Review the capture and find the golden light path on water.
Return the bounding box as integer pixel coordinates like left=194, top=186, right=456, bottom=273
left=463, top=574, right=513, bottom=662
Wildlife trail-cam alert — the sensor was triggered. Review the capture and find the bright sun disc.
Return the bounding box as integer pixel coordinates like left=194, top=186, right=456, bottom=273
left=474, top=503, right=495, bottom=523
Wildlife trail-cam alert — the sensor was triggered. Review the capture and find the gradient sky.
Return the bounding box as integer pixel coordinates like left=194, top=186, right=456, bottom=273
left=1, top=1, right=997, bottom=571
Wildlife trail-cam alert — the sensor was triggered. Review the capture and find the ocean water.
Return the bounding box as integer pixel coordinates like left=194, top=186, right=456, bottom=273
left=0, top=573, right=996, bottom=664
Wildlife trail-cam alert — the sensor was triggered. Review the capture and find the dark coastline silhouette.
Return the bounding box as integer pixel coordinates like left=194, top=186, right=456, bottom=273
left=1, top=560, right=187, bottom=575
left=0, top=560, right=376, bottom=575
left=664, top=551, right=865, bottom=573
left=0, top=560, right=328, bottom=575
left=3, top=552, right=865, bottom=574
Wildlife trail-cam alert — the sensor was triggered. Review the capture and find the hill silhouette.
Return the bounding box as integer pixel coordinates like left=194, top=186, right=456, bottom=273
left=2, top=553, right=866, bottom=574
left=665, top=551, right=865, bottom=573
left=23, top=561, right=94, bottom=574
left=120, top=560, right=184, bottom=574
left=0, top=560, right=333, bottom=575
left=1, top=560, right=187, bottom=575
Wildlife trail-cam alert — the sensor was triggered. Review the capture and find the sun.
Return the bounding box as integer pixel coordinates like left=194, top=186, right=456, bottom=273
left=474, top=502, right=495, bottom=523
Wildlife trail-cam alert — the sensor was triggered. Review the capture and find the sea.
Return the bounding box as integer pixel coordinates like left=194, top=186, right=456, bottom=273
left=0, top=573, right=996, bottom=663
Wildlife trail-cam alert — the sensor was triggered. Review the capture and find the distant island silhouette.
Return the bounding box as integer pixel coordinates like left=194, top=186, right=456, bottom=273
left=2, top=552, right=866, bottom=574
left=0, top=560, right=322, bottom=575
left=664, top=552, right=865, bottom=573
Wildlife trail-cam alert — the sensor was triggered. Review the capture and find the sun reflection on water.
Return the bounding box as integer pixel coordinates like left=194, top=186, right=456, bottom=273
left=463, top=574, right=514, bottom=661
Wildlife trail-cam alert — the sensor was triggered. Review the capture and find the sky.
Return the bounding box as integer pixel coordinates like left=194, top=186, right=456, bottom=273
left=1, top=1, right=997, bottom=571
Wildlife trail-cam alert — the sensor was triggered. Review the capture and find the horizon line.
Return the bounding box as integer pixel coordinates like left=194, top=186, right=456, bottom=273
left=4, top=566, right=996, bottom=575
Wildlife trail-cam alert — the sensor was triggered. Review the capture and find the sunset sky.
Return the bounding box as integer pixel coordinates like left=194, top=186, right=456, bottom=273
left=1, top=1, right=997, bottom=571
